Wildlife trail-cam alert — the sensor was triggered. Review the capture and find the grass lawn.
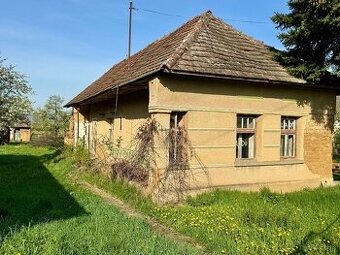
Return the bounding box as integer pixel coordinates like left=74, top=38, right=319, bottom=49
left=80, top=164, right=340, bottom=255
left=0, top=144, right=198, bottom=255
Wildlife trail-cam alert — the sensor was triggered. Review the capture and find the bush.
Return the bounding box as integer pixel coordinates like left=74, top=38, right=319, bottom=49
left=62, top=144, right=91, bottom=169
left=30, top=132, right=64, bottom=147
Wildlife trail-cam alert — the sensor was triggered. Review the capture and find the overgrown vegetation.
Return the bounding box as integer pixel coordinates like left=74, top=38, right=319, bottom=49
left=105, top=118, right=158, bottom=185
left=0, top=144, right=198, bottom=255
left=88, top=118, right=209, bottom=203
left=3, top=143, right=338, bottom=254
left=78, top=156, right=340, bottom=255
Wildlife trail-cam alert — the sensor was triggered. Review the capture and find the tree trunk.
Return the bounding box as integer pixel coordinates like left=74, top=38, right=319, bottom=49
left=0, top=128, right=10, bottom=145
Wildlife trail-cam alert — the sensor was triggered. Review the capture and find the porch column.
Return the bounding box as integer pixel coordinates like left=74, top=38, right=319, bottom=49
left=148, top=112, right=170, bottom=191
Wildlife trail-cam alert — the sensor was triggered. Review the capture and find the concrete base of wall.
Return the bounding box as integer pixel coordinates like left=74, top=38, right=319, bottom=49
left=150, top=162, right=335, bottom=203
left=179, top=162, right=328, bottom=190
left=152, top=177, right=335, bottom=204
left=187, top=177, right=334, bottom=195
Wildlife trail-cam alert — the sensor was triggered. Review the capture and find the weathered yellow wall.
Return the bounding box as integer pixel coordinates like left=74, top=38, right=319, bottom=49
left=72, top=107, right=88, bottom=145
left=149, top=76, right=335, bottom=117
left=75, top=74, right=336, bottom=192
left=79, top=90, right=150, bottom=153
left=149, top=75, right=336, bottom=191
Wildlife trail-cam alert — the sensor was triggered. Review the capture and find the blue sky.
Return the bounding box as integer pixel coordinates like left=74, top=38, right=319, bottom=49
left=0, top=0, right=289, bottom=107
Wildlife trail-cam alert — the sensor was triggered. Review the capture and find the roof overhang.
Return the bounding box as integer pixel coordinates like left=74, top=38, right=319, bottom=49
left=163, top=69, right=340, bottom=94
left=65, top=68, right=340, bottom=108
left=64, top=69, right=163, bottom=108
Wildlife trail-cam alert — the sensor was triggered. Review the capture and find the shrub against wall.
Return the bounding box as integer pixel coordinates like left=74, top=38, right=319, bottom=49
left=80, top=118, right=209, bottom=203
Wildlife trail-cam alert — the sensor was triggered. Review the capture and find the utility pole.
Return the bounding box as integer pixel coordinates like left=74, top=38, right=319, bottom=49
left=128, top=1, right=133, bottom=58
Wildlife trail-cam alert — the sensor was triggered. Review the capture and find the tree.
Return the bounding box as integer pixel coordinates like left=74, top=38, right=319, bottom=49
left=272, top=0, right=340, bottom=84
left=0, top=56, right=33, bottom=144
left=32, top=95, right=70, bottom=145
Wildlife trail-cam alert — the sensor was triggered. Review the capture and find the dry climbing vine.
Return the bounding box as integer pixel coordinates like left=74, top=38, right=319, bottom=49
left=90, top=118, right=210, bottom=203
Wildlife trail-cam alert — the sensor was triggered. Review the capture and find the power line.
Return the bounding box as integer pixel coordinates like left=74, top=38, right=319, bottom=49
left=222, top=18, right=269, bottom=24
left=134, top=7, right=184, bottom=18
left=134, top=7, right=269, bottom=24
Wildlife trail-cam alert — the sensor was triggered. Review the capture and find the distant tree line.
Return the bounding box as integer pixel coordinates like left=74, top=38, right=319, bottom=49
left=32, top=95, right=70, bottom=146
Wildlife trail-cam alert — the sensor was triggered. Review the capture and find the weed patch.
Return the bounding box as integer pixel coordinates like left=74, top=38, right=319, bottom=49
left=80, top=168, right=340, bottom=255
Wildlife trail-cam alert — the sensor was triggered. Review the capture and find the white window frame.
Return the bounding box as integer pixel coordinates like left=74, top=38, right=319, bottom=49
left=236, top=115, right=256, bottom=159
left=280, top=117, right=296, bottom=158
left=169, top=112, right=186, bottom=164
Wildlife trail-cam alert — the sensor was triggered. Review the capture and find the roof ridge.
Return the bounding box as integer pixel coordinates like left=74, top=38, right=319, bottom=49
left=161, top=11, right=212, bottom=69
left=211, top=16, right=305, bottom=80
left=213, top=15, right=268, bottom=50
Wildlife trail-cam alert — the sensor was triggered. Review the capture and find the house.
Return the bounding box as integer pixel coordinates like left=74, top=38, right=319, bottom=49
left=9, top=123, right=31, bottom=143
left=65, top=11, right=338, bottom=192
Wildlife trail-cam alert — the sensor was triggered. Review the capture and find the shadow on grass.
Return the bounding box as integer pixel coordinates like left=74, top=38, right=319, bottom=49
left=290, top=214, right=340, bottom=254
left=0, top=152, right=86, bottom=241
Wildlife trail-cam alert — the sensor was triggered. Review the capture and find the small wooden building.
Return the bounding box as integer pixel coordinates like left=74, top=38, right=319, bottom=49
left=10, top=123, right=31, bottom=143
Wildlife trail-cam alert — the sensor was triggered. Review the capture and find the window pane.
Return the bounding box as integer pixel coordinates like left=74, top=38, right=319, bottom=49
left=237, top=116, right=242, bottom=128
left=288, top=135, right=293, bottom=156
left=280, top=134, right=296, bottom=157
left=248, top=134, right=254, bottom=158
left=237, top=116, right=255, bottom=129
left=288, top=134, right=296, bottom=157
left=236, top=133, right=254, bottom=159
left=236, top=134, right=241, bottom=158
left=170, top=114, right=176, bottom=129
left=280, top=135, right=285, bottom=156
left=241, top=134, right=249, bottom=158
left=281, top=118, right=296, bottom=130
left=284, top=119, right=288, bottom=129
left=248, top=118, right=254, bottom=129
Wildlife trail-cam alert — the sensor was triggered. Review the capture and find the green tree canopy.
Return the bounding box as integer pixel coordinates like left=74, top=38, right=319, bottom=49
left=32, top=95, right=70, bottom=143
left=272, top=0, right=340, bottom=84
left=0, top=56, right=33, bottom=144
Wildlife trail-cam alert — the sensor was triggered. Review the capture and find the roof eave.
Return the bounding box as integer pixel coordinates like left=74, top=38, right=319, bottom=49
left=64, top=68, right=165, bottom=107
left=163, top=69, right=340, bottom=92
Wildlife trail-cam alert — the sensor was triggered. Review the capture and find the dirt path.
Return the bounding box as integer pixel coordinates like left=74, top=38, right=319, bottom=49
left=77, top=180, right=206, bottom=254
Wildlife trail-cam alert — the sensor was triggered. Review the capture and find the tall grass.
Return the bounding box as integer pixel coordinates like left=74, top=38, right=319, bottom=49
left=0, top=144, right=198, bottom=255
left=78, top=153, right=340, bottom=254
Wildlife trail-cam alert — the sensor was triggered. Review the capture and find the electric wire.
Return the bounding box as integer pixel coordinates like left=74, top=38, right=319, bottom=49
left=134, top=6, right=269, bottom=24
left=134, top=7, right=184, bottom=18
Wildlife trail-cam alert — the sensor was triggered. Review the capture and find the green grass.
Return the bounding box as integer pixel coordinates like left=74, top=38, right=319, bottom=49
left=154, top=188, right=340, bottom=254
left=0, top=144, right=198, bottom=255
left=80, top=162, right=340, bottom=255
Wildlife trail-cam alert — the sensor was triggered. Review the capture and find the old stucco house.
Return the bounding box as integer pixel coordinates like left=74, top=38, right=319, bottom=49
left=66, top=11, right=338, bottom=192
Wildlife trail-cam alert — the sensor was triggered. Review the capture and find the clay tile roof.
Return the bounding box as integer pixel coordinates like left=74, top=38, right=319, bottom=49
left=66, top=11, right=305, bottom=107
